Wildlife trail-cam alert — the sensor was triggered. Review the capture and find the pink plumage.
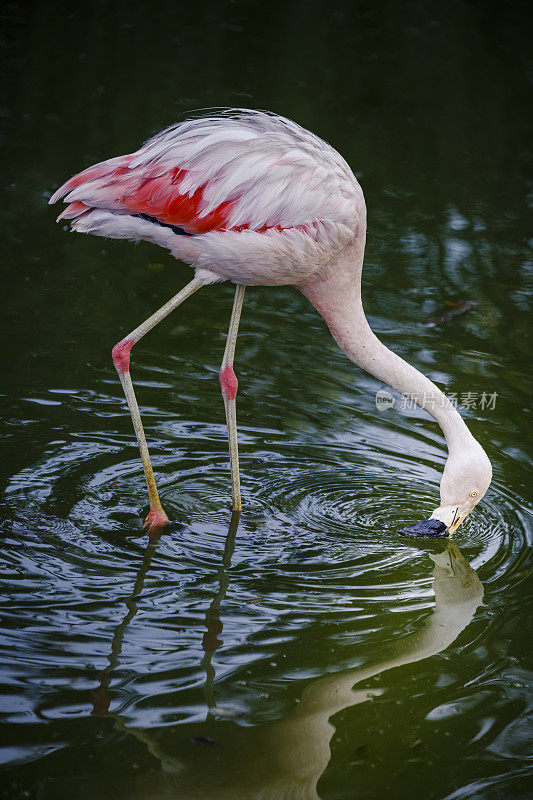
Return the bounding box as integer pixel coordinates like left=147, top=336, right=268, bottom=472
left=49, top=108, right=492, bottom=535
left=50, top=109, right=363, bottom=286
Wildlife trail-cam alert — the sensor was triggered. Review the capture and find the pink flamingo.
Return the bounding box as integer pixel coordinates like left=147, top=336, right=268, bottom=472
left=50, top=110, right=491, bottom=537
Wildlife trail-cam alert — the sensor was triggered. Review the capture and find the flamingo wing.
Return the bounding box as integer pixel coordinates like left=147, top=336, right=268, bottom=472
left=50, top=110, right=363, bottom=285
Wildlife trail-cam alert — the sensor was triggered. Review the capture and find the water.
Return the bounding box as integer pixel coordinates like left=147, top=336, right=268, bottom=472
left=1, top=2, right=531, bottom=798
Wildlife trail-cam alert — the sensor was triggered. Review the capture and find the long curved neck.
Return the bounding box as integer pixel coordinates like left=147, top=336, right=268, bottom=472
left=299, top=242, right=474, bottom=454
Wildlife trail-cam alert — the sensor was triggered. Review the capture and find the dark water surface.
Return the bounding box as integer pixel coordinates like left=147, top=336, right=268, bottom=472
left=1, top=2, right=532, bottom=798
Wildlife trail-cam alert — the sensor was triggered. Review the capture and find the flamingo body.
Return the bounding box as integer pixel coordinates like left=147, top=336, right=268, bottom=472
left=50, top=109, right=492, bottom=535
left=50, top=110, right=363, bottom=287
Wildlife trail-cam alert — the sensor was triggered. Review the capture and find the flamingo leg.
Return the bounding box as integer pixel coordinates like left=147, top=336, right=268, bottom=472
left=219, top=284, right=246, bottom=511
left=112, top=276, right=204, bottom=531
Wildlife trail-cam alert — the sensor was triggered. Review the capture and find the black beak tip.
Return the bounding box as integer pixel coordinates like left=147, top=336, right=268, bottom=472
left=398, top=518, right=449, bottom=539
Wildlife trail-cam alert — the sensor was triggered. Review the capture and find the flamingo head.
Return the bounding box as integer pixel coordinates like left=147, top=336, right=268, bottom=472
left=400, top=441, right=492, bottom=539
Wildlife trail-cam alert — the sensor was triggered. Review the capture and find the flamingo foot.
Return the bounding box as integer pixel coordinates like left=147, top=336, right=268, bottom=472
left=143, top=506, right=170, bottom=534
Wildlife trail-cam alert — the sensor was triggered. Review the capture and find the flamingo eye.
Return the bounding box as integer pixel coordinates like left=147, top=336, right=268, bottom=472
left=470, top=490, right=478, bottom=498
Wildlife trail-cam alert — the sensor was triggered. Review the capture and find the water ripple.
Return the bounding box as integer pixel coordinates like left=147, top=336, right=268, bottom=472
left=0, top=358, right=530, bottom=789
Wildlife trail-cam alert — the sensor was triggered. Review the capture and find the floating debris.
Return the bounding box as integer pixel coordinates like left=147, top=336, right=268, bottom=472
left=188, top=736, right=217, bottom=746
left=424, top=300, right=478, bottom=327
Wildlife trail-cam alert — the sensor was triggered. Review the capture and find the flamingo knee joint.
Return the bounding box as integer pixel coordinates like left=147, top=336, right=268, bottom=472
left=219, top=364, right=238, bottom=400
left=112, top=338, right=134, bottom=374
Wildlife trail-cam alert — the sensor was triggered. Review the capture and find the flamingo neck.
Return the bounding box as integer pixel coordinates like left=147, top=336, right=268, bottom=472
left=299, top=245, right=474, bottom=454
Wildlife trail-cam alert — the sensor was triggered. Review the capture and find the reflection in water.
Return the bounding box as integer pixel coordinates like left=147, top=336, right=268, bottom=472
left=255, top=542, right=483, bottom=800
left=91, top=529, right=165, bottom=716
left=95, top=519, right=483, bottom=799
left=91, top=527, right=186, bottom=777
left=201, top=511, right=240, bottom=713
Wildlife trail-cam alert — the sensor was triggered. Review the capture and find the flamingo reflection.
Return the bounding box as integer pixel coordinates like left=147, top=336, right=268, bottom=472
left=91, top=524, right=483, bottom=799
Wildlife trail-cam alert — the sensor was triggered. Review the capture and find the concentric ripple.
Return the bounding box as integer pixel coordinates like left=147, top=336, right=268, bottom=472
left=1, top=337, right=531, bottom=797
left=2, top=380, right=529, bottom=641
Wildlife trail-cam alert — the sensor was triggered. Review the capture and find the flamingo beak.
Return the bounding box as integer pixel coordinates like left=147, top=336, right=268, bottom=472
left=398, top=517, right=449, bottom=539
left=446, top=507, right=469, bottom=536
left=399, top=504, right=465, bottom=539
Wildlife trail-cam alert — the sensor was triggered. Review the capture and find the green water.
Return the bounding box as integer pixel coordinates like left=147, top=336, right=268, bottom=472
left=1, top=2, right=531, bottom=798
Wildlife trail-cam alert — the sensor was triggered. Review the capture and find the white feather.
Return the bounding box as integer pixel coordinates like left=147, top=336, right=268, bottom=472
left=51, top=110, right=365, bottom=287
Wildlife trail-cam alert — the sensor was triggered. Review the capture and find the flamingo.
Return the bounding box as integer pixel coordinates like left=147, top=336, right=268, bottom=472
left=50, top=109, right=491, bottom=536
